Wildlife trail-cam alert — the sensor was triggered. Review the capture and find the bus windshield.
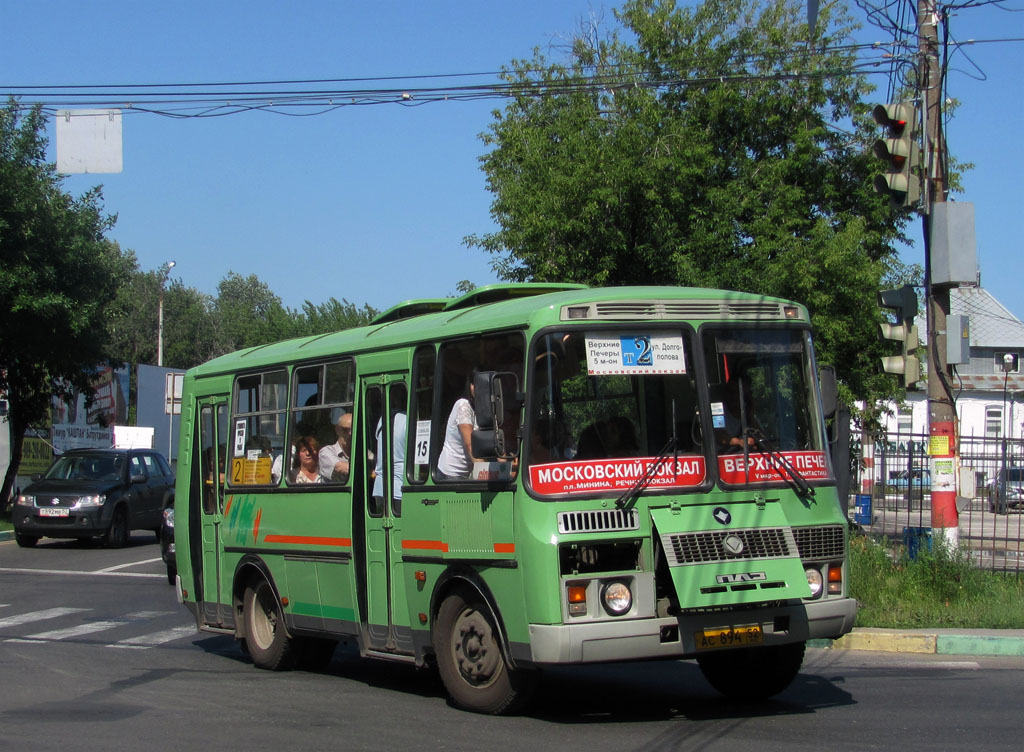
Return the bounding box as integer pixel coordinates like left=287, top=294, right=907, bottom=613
left=526, top=326, right=829, bottom=496
left=702, top=326, right=829, bottom=486
left=526, top=329, right=705, bottom=496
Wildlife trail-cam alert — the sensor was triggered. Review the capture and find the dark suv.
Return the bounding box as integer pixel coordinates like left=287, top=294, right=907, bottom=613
left=13, top=448, right=175, bottom=548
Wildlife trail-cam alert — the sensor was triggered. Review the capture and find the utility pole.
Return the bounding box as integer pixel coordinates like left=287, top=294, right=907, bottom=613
left=919, top=0, right=958, bottom=548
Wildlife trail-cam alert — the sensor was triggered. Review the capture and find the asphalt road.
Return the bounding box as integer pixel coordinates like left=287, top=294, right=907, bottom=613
left=2, top=534, right=1023, bottom=751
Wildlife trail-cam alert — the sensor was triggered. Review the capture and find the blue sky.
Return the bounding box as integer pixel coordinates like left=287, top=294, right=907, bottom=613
left=3, top=1, right=1021, bottom=320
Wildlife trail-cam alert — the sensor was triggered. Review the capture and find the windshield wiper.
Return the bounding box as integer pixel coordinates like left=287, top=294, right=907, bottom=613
left=615, top=436, right=678, bottom=511
left=743, top=428, right=816, bottom=501
left=616, top=400, right=680, bottom=511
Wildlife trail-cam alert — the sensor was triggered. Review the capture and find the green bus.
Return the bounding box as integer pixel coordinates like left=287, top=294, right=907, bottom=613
left=174, top=283, right=855, bottom=713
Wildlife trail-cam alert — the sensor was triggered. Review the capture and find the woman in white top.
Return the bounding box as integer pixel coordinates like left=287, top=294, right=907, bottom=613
left=437, top=370, right=479, bottom=479
left=290, top=436, right=324, bottom=484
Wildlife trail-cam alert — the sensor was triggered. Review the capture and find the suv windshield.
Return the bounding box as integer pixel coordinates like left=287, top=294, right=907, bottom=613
left=44, top=453, right=124, bottom=482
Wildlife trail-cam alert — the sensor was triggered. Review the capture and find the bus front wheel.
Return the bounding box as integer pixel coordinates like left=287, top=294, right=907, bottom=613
left=433, top=591, right=534, bottom=714
left=696, top=641, right=805, bottom=701
left=243, top=580, right=295, bottom=671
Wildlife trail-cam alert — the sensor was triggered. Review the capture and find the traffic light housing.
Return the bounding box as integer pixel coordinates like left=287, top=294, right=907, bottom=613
left=878, top=285, right=921, bottom=387
left=872, top=102, right=921, bottom=209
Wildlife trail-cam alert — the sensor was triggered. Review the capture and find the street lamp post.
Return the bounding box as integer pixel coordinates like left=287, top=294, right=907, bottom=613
left=157, top=260, right=176, bottom=367
left=998, top=354, right=1014, bottom=514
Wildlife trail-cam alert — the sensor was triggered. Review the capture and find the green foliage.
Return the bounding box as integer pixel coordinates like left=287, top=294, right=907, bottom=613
left=849, top=534, right=1024, bottom=628
left=468, top=0, right=914, bottom=408
left=0, top=99, right=129, bottom=503
left=0, top=100, right=127, bottom=426
left=300, top=297, right=378, bottom=336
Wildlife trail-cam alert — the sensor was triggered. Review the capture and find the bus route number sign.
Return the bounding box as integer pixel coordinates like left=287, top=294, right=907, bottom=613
left=585, top=333, right=687, bottom=375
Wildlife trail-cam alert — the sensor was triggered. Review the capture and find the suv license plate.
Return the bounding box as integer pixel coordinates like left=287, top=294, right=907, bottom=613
left=39, top=507, right=70, bottom=517
left=695, top=625, right=763, bottom=650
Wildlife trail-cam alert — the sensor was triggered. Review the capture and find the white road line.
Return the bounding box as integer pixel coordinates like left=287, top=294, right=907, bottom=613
left=0, top=607, right=91, bottom=629
left=0, top=566, right=162, bottom=579
left=95, top=558, right=163, bottom=573
left=108, top=625, right=196, bottom=649
left=7, top=620, right=125, bottom=643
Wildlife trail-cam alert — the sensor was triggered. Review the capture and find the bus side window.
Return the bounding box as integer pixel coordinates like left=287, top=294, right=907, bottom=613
left=409, top=346, right=435, bottom=483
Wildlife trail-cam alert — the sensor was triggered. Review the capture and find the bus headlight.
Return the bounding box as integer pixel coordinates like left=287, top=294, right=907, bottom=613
left=805, top=567, right=823, bottom=599
left=601, top=581, right=632, bottom=616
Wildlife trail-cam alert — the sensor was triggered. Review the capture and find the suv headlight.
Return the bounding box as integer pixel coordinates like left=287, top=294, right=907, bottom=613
left=15, top=495, right=35, bottom=506
left=72, top=494, right=106, bottom=509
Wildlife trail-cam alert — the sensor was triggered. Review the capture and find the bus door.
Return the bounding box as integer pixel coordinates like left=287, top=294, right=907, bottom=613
left=197, top=398, right=230, bottom=627
left=357, top=375, right=410, bottom=653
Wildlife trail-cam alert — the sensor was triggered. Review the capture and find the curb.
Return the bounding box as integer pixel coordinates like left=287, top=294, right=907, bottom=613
left=0, top=530, right=12, bottom=542
left=811, top=628, right=1024, bottom=657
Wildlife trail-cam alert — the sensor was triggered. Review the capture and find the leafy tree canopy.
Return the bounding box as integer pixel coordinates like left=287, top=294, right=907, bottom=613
left=0, top=99, right=130, bottom=503
left=467, top=0, right=915, bottom=410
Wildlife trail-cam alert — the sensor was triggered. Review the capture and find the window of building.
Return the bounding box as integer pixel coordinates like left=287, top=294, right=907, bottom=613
left=986, top=406, right=1003, bottom=438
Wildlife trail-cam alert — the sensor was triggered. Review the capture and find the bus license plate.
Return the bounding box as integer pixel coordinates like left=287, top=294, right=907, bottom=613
left=695, top=625, right=763, bottom=650
left=39, top=507, right=70, bottom=517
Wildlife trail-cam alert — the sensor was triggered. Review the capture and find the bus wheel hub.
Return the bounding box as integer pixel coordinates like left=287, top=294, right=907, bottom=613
left=454, top=608, right=499, bottom=683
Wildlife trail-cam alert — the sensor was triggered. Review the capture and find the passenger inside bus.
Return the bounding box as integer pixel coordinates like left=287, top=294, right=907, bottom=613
left=436, top=368, right=479, bottom=480
left=319, top=413, right=352, bottom=483
left=289, top=436, right=324, bottom=484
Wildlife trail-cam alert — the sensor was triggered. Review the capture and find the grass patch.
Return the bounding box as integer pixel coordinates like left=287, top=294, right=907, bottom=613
left=849, top=533, right=1024, bottom=628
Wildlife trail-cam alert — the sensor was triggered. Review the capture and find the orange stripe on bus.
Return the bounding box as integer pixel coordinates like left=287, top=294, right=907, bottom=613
left=263, top=535, right=352, bottom=547
left=493, top=543, right=515, bottom=554
left=402, top=539, right=449, bottom=552
left=253, top=508, right=262, bottom=544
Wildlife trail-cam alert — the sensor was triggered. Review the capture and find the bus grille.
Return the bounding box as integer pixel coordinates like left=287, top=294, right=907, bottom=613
left=557, top=509, right=639, bottom=534
left=792, top=525, right=845, bottom=560
left=563, top=299, right=793, bottom=321
left=661, top=527, right=797, bottom=566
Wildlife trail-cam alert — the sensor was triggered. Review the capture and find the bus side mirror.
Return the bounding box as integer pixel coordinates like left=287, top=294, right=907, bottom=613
left=819, top=365, right=837, bottom=420
left=471, top=370, right=520, bottom=460
left=474, top=370, right=503, bottom=431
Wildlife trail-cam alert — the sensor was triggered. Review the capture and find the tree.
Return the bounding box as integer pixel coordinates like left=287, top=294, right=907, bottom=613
left=299, top=297, right=378, bottom=336
left=467, top=0, right=913, bottom=409
left=0, top=100, right=129, bottom=507
left=213, top=272, right=300, bottom=352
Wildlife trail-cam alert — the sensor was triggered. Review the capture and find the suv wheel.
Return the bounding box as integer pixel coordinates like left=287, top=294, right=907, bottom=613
left=15, top=531, right=40, bottom=548
left=105, top=507, right=129, bottom=548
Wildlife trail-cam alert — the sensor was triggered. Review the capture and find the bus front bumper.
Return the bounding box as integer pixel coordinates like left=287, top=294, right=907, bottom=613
left=526, top=596, right=857, bottom=664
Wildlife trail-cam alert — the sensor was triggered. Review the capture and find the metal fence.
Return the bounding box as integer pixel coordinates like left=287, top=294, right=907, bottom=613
left=848, top=431, right=1024, bottom=574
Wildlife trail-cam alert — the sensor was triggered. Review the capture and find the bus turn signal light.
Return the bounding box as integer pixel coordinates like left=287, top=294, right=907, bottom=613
left=827, top=564, right=842, bottom=595
left=567, top=584, right=587, bottom=616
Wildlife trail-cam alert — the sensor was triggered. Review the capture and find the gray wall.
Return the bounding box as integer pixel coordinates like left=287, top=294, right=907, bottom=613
left=137, top=364, right=186, bottom=463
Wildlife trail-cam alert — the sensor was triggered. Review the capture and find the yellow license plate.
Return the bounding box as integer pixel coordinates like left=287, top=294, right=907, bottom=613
left=695, top=625, right=764, bottom=650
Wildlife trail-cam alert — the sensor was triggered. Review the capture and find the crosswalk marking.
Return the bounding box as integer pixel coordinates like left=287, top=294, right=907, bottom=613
left=0, top=607, right=90, bottom=629
left=7, top=620, right=126, bottom=643
left=108, top=625, right=196, bottom=649
left=0, top=607, right=194, bottom=650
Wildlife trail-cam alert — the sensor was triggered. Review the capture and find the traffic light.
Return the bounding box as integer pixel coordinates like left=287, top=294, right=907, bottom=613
left=872, top=102, right=921, bottom=209
left=878, top=285, right=921, bottom=387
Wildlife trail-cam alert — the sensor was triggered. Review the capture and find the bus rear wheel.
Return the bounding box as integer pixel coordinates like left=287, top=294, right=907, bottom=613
left=433, top=591, right=534, bottom=715
left=696, top=641, right=805, bottom=701
left=243, top=580, right=295, bottom=671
